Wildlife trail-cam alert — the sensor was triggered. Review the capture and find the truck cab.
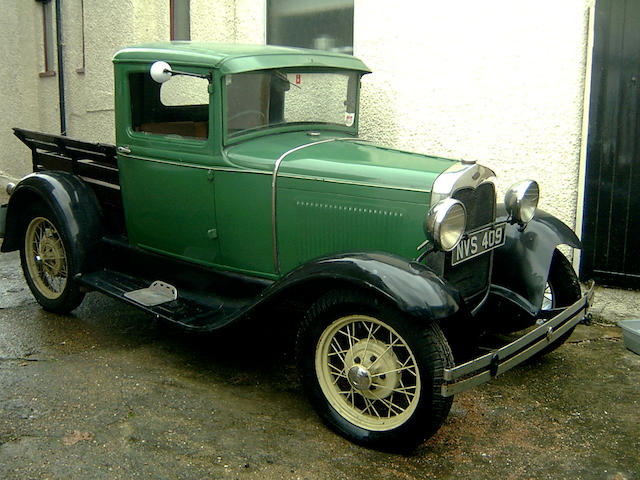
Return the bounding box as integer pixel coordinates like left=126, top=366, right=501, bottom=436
left=114, top=44, right=371, bottom=278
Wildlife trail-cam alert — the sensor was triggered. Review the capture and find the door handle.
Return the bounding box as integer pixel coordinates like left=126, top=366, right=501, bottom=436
left=117, top=146, right=131, bottom=154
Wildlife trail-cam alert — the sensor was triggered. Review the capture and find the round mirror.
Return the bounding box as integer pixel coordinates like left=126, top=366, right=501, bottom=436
left=150, top=61, right=172, bottom=83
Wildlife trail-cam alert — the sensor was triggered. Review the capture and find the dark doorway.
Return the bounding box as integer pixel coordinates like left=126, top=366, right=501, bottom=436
left=581, top=0, right=640, bottom=288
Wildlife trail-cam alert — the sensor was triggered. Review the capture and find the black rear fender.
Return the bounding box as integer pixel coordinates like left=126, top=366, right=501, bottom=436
left=1, top=172, right=103, bottom=271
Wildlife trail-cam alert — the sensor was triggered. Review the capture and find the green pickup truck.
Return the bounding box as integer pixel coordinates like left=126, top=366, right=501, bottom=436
left=0, top=42, right=593, bottom=450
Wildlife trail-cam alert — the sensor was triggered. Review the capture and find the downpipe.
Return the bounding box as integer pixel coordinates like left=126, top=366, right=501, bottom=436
left=55, top=0, right=67, bottom=135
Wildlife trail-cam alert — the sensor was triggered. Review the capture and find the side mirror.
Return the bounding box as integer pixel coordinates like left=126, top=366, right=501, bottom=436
left=149, top=61, right=212, bottom=84
left=150, top=61, right=173, bottom=83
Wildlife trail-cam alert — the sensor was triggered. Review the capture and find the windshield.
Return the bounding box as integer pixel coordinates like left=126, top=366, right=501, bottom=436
left=225, top=69, right=359, bottom=139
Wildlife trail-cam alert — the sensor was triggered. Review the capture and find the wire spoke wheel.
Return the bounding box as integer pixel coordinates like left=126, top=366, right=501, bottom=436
left=297, top=290, right=454, bottom=450
left=541, top=283, right=554, bottom=311
left=534, top=250, right=582, bottom=356
left=19, top=203, right=92, bottom=314
left=24, top=217, right=69, bottom=300
left=316, top=315, right=421, bottom=431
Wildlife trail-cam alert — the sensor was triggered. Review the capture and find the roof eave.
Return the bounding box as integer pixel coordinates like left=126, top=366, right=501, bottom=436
left=113, top=43, right=371, bottom=74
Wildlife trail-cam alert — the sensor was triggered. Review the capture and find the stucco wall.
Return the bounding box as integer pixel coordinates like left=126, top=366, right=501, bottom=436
left=190, top=0, right=264, bottom=43
left=0, top=2, right=51, bottom=180
left=3, top=0, right=637, bottom=322
left=62, top=0, right=172, bottom=145
left=0, top=0, right=241, bottom=184
left=356, top=0, right=591, bottom=235
left=1, top=0, right=589, bottom=234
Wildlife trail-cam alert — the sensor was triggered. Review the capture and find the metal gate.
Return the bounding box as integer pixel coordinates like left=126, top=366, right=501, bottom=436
left=581, top=0, right=640, bottom=288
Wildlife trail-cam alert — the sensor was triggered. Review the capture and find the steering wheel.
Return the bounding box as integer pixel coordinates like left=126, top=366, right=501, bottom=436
left=228, top=110, right=266, bottom=123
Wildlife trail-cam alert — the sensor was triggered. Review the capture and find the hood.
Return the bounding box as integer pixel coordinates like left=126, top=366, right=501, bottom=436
left=224, top=132, right=456, bottom=194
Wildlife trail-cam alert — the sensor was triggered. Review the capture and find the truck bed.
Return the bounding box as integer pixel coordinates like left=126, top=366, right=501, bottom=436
left=13, top=127, right=124, bottom=232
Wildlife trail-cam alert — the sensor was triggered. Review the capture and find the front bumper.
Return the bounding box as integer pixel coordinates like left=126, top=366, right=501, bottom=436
left=441, top=282, right=595, bottom=397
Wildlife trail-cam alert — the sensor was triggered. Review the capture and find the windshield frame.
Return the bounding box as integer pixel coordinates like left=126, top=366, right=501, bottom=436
left=222, top=67, right=363, bottom=146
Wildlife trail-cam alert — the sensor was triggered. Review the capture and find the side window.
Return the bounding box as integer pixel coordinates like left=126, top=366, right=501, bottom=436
left=129, top=72, right=209, bottom=140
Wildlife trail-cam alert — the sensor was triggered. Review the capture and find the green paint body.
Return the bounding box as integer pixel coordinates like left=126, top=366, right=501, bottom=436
left=113, top=43, right=456, bottom=279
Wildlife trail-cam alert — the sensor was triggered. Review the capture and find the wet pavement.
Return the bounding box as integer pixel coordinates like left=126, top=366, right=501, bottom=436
left=1, top=206, right=639, bottom=479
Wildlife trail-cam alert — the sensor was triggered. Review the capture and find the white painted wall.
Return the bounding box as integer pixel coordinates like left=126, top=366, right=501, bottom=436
left=355, top=0, right=591, bottom=235
left=6, top=1, right=637, bottom=320
left=0, top=0, right=236, bottom=183
left=1, top=0, right=590, bottom=238
left=0, top=1, right=53, bottom=180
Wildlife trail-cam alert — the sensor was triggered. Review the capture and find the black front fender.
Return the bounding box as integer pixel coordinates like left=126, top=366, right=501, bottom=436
left=1, top=172, right=103, bottom=271
left=492, top=206, right=581, bottom=315
left=268, top=252, right=462, bottom=323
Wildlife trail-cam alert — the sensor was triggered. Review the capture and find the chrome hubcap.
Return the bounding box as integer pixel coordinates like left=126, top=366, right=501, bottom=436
left=342, top=338, right=402, bottom=400
left=347, top=365, right=372, bottom=390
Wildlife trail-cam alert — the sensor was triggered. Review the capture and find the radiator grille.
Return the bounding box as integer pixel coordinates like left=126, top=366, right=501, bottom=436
left=444, top=183, right=496, bottom=303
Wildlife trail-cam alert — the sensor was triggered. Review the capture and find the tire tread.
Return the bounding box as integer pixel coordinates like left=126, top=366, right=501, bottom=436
left=296, top=288, right=454, bottom=451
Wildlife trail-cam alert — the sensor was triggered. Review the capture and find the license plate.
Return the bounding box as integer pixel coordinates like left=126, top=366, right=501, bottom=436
left=452, top=222, right=506, bottom=266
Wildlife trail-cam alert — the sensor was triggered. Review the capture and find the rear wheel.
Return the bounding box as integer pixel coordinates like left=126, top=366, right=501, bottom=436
left=297, top=290, right=453, bottom=451
left=20, top=206, right=84, bottom=313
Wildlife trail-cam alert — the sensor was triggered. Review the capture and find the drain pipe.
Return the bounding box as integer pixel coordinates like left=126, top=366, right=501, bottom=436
left=55, top=0, right=67, bottom=135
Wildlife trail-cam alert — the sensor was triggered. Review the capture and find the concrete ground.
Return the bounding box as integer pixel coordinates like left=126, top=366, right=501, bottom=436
left=1, top=188, right=639, bottom=480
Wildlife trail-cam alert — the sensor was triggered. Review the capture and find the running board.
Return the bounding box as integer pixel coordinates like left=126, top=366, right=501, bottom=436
left=76, top=269, right=249, bottom=331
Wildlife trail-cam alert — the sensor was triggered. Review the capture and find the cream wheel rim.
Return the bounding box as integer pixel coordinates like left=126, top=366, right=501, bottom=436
left=315, top=314, right=421, bottom=431
left=24, top=217, right=68, bottom=300
left=542, top=283, right=554, bottom=310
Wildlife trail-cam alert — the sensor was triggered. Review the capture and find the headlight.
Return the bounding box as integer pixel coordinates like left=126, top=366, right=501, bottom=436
left=504, top=180, right=539, bottom=225
left=424, top=198, right=467, bottom=252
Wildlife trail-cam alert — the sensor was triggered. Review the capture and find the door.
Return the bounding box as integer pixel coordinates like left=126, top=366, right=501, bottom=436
left=117, top=67, right=220, bottom=266
left=581, top=0, right=640, bottom=288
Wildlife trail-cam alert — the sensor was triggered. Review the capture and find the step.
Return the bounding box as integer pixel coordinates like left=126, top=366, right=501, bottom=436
left=76, top=269, right=249, bottom=331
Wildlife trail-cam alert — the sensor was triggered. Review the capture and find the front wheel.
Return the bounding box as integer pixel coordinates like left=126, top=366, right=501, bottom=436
left=537, top=250, right=582, bottom=355
left=20, top=206, right=85, bottom=313
left=296, top=290, right=454, bottom=451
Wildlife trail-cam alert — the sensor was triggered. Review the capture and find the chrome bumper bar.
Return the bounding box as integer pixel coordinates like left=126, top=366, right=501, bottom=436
left=441, top=282, right=595, bottom=397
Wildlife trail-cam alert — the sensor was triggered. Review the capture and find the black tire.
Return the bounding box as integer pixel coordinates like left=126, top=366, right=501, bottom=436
left=296, top=289, right=454, bottom=451
left=19, top=204, right=85, bottom=314
left=537, top=249, right=582, bottom=355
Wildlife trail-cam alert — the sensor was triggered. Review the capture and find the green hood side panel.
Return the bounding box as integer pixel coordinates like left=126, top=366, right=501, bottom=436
left=225, top=132, right=455, bottom=193
left=227, top=133, right=456, bottom=275
left=279, top=140, right=453, bottom=194
left=276, top=183, right=430, bottom=273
